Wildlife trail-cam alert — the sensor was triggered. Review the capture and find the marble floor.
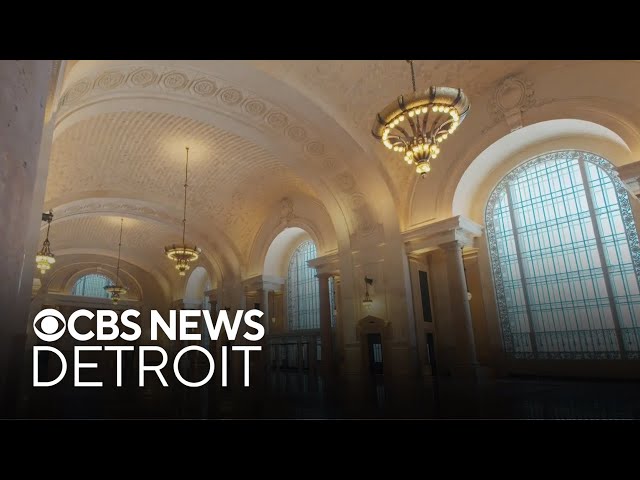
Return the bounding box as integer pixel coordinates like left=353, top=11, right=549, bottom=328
left=18, top=369, right=640, bottom=419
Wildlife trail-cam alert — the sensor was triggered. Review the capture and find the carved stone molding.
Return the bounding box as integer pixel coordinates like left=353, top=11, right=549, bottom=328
left=330, top=171, right=378, bottom=237
left=56, top=65, right=330, bottom=170
left=56, top=64, right=381, bottom=248
left=488, top=75, right=536, bottom=132
left=278, top=197, right=296, bottom=226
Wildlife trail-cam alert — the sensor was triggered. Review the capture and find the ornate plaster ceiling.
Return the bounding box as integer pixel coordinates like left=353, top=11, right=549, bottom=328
left=248, top=60, right=583, bottom=213
left=248, top=62, right=526, bottom=191
left=46, top=110, right=318, bottom=267
left=47, top=60, right=606, bottom=286
left=42, top=215, right=183, bottom=272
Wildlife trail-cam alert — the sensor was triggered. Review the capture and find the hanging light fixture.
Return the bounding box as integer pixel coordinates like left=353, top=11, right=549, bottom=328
left=104, top=218, right=128, bottom=305
left=362, top=276, right=374, bottom=309
left=36, top=210, right=56, bottom=275
left=164, top=146, right=201, bottom=276
left=372, top=60, right=471, bottom=178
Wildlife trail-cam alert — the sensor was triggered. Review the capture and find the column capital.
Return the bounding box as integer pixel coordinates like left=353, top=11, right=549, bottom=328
left=308, top=252, right=340, bottom=276
left=204, top=289, right=217, bottom=301
left=404, top=215, right=483, bottom=255
left=241, top=274, right=284, bottom=294
left=407, top=253, right=425, bottom=264
left=439, top=239, right=464, bottom=252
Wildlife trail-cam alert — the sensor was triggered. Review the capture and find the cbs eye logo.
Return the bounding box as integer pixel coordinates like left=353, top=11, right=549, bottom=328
left=33, top=309, right=66, bottom=342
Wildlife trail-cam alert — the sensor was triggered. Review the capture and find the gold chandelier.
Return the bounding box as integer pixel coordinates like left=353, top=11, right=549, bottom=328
left=164, top=146, right=201, bottom=276
left=104, top=218, right=128, bottom=305
left=36, top=210, right=56, bottom=275
left=372, top=60, right=470, bottom=178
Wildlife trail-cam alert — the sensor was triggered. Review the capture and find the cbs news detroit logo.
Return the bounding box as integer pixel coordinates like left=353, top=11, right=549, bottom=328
left=32, top=308, right=265, bottom=388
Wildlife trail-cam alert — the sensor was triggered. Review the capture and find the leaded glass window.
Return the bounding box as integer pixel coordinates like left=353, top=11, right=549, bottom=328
left=71, top=274, right=111, bottom=299
left=486, top=151, right=640, bottom=359
left=287, top=240, right=320, bottom=330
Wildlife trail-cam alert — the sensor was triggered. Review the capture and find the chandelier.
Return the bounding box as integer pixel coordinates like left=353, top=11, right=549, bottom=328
left=371, top=60, right=470, bottom=178
left=36, top=210, right=56, bottom=275
left=164, top=146, right=201, bottom=276
left=104, top=218, right=128, bottom=305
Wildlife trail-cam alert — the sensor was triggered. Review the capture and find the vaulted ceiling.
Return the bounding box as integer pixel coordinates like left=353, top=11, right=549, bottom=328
left=40, top=60, right=640, bottom=296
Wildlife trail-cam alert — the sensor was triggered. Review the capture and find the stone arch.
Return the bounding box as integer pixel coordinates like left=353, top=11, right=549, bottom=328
left=58, top=264, right=142, bottom=301
left=248, top=194, right=338, bottom=277
left=451, top=119, right=631, bottom=223
left=38, top=202, right=226, bottom=295
left=37, top=253, right=171, bottom=308
left=53, top=60, right=405, bottom=251
left=184, top=266, right=212, bottom=304
left=263, top=227, right=316, bottom=279
left=409, top=60, right=640, bottom=227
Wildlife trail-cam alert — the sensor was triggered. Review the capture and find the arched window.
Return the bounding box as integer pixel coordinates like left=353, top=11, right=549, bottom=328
left=287, top=240, right=320, bottom=330
left=72, top=273, right=111, bottom=299
left=486, top=151, right=640, bottom=359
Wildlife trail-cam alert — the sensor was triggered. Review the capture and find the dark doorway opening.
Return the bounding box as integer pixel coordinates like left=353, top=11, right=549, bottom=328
left=367, top=333, right=383, bottom=374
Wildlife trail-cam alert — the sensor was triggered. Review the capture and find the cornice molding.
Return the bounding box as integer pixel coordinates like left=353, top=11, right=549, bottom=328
left=403, top=215, right=484, bottom=254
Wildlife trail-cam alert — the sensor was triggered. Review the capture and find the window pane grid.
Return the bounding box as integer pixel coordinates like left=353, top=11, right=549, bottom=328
left=287, top=241, right=320, bottom=330
left=486, top=151, right=640, bottom=359
left=71, top=274, right=111, bottom=299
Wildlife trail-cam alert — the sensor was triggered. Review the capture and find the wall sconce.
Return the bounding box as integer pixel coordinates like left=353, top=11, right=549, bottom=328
left=363, top=276, right=374, bottom=309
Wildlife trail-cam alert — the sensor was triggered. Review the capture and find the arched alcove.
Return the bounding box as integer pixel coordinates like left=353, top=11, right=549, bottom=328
left=263, top=227, right=314, bottom=278
left=184, top=266, right=212, bottom=305
left=452, top=119, right=631, bottom=224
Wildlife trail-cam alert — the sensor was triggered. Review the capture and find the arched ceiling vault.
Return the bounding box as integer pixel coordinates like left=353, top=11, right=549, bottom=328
left=38, top=215, right=201, bottom=289
left=52, top=60, right=408, bottom=264
left=246, top=60, right=640, bottom=228
left=49, top=60, right=640, bottom=285
left=39, top=254, right=170, bottom=305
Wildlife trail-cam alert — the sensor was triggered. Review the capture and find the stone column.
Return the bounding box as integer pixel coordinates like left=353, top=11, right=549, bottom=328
left=206, top=291, right=218, bottom=360
left=254, top=287, right=269, bottom=372
left=462, top=248, right=490, bottom=364
left=0, top=60, right=56, bottom=413
left=317, top=272, right=333, bottom=375
left=333, top=275, right=343, bottom=370
left=439, top=241, right=478, bottom=374
left=259, top=288, right=270, bottom=336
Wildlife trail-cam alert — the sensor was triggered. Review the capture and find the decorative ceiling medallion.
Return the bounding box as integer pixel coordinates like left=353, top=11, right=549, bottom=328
left=488, top=75, right=535, bottom=131
left=96, top=71, right=125, bottom=90
left=191, top=78, right=217, bottom=97
left=162, top=72, right=189, bottom=91
left=129, top=68, right=158, bottom=88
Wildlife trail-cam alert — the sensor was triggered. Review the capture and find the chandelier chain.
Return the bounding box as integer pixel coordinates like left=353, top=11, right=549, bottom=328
left=116, top=218, right=123, bottom=285
left=406, top=60, right=416, bottom=93
left=44, top=210, right=52, bottom=241
left=182, top=146, right=189, bottom=248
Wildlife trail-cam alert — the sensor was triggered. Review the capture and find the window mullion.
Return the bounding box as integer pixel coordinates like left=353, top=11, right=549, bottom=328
left=505, top=183, right=539, bottom=357
left=578, top=156, right=626, bottom=357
